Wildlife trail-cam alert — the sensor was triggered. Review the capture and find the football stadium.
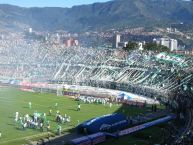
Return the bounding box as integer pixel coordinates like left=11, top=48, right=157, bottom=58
left=1, top=0, right=193, bottom=144
left=0, top=41, right=193, bottom=145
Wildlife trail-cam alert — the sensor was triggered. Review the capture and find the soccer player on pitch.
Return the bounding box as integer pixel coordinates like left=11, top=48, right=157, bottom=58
left=29, top=102, right=32, bottom=109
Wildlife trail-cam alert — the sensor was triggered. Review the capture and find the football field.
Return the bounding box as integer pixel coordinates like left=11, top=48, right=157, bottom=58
left=0, top=86, right=153, bottom=145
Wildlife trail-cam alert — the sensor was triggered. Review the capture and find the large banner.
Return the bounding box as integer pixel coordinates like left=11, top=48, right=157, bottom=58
left=119, top=114, right=176, bottom=136
left=156, top=52, right=187, bottom=66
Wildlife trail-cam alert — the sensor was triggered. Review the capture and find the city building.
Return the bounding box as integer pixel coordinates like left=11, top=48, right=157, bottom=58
left=113, top=34, right=130, bottom=48
left=29, top=28, right=33, bottom=33
left=117, top=42, right=128, bottom=48
left=154, top=38, right=178, bottom=51
left=65, top=38, right=79, bottom=47
left=170, top=39, right=178, bottom=51
left=113, top=34, right=121, bottom=48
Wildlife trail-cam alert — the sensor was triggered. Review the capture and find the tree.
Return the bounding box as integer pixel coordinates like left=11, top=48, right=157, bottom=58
left=123, top=41, right=170, bottom=52
left=123, top=42, right=138, bottom=52
left=144, top=42, right=170, bottom=52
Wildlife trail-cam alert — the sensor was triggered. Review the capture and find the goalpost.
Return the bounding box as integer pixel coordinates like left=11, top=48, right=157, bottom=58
left=56, top=86, right=63, bottom=96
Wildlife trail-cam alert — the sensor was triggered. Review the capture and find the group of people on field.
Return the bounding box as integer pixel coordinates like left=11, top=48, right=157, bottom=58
left=15, top=111, right=50, bottom=132
left=13, top=101, right=83, bottom=135
left=10, top=94, right=117, bottom=138
left=77, top=95, right=113, bottom=108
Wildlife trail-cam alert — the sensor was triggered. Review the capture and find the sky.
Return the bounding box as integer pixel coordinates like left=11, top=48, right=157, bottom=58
left=0, top=0, right=110, bottom=8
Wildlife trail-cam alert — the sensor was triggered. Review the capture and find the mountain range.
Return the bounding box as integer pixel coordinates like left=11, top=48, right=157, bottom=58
left=0, top=0, right=193, bottom=32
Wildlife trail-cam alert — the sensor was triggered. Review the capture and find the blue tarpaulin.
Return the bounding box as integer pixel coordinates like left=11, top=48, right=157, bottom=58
left=77, top=113, right=129, bottom=134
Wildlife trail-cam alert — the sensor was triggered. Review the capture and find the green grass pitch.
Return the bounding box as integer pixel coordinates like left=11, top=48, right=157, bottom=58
left=0, top=86, right=164, bottom=145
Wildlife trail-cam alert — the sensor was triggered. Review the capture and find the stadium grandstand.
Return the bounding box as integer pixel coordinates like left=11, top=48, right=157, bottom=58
left=0, top=39, right=193, bottom=97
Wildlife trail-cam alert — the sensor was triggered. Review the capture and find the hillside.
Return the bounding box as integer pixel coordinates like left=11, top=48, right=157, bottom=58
left=0, top=0, right=193, bottom=32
